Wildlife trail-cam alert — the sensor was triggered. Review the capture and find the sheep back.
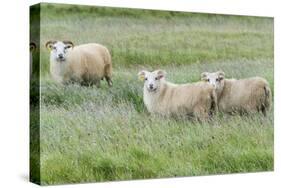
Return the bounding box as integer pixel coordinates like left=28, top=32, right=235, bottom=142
left=66, top=43, right=112, bottom=82
left=145, top=81, right=215, bottom=118
left=219, top=77, right=271, bottom=114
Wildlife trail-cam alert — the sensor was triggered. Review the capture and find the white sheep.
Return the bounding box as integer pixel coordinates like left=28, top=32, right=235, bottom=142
left=45, top=40, right=113, bottom=87
left=30, top=42, right=36, bottom=77
left=201, top=71, right=272, bottom=115
left=138, top=70, right=217, bottom=120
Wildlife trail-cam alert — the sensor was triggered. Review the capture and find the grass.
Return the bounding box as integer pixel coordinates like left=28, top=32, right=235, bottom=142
left=30, top=3, right=274, bottom=185
left=35, top=3, right=274, bottom=74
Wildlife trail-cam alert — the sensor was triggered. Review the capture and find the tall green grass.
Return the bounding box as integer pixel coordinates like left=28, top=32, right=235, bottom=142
left=38, top=3, right=273, bottom=74
left=31, top=3, right=274, bottom=185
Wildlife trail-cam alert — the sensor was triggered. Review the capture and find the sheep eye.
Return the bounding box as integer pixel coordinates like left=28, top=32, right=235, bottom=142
left=53, top=47, right=57, bottom=50
left=216, top=78, right=219, bottom=82
left=155, top=77, right=158, bottom=80
left=145, top=78, right=147, bottom=81
left=207, top=79, right=210, bottom=82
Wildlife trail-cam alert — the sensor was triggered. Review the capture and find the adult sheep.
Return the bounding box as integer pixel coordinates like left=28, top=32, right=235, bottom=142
left=201, top=71, right=272, bottom=116
left=46, top=40, right=113, bottom=87
left=138, top=70, right=217, bottom=120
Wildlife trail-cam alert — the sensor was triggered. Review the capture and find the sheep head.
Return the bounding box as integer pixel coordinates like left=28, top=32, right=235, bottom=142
left=45, top=40, right=74, bottom=62
left=138, top=70, right=166, bottom=92
left=201, top=71, right=225, bottom=90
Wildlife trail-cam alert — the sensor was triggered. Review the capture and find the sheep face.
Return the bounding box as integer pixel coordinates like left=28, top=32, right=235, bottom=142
left=46, top=41, right=74, bottom=62
left=138, top=70, right=166, bottom=92
left=201, top=71, right=225, bottom=91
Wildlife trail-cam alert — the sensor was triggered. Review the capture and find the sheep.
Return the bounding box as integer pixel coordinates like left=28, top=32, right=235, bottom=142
left=30, top=42, right=36, bottom=77
left=45, top=40, right=113, bottom=87
left=138, top=70, right=217, bottom=120
left=201, top=71, right=272, bottom=116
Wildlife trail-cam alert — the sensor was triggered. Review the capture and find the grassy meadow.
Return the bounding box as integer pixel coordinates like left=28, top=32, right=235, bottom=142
left=30, top=3, right=274, bottom=185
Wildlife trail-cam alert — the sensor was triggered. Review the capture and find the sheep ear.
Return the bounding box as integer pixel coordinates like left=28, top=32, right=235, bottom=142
left=218, top=71, right=225, bottom=80
left=63, top=41, right=74, bottom=49
left=156, top=70, right=166, bottom=79
left=45, top=40, right=55, bottom=51
left=201, top=72, right=208, bottom=81
left=30, top=42, right=36, bottom=51
left=138, top=70, right=146, bottom=81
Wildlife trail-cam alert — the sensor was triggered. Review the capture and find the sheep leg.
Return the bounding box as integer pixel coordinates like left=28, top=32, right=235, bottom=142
left=209, top=91, right=218, bottom=117
left=80, top=80, right=93, bottom=87
left=105, top=76, right=113, bottom=87
left=194, top=107, right=209, bottom=122
left=261, top=104, right=267, bottom=116
left=262, top=85, right=271, bottom=116
left=95, top=80, right=101, bottom=88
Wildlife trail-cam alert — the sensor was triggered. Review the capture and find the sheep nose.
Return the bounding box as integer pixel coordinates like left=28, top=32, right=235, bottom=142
left=58, top=54, right=63, bottom=58
left=149, top=84, right=153, bottom=89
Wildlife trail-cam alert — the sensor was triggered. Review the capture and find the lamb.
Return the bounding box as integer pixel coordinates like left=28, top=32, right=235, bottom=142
left=201, top=71, right=272, bottom=116
left=45, top=40, right=113, bottom=87
left=30, top=42, right=36, bottom=77
left=138, top=70, right=217, bottom=120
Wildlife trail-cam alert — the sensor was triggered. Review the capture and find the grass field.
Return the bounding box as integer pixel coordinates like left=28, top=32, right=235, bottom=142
left=30, top=3, right=274, bottom=185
